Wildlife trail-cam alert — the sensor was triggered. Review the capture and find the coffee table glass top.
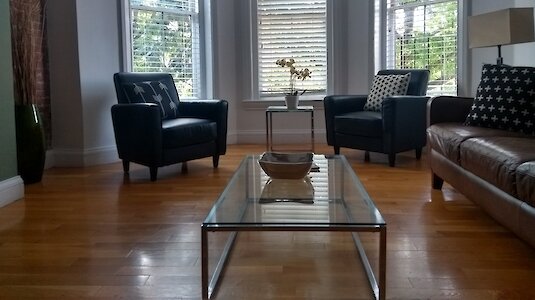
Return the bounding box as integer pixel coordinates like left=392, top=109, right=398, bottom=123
left=203, top=154, right=385, bottom=227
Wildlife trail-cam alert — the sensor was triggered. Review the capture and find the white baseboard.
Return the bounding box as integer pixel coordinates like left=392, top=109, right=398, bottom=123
left=226, top=131, right=239, bottom=144
left=44, top=149, right=55, bottom=169
left=0, top=176, right=24, bottom=208
left=52, top=145, right=119, bottom=167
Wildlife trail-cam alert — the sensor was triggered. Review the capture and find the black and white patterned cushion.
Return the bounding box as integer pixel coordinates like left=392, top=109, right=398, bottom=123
left=465, top=64, right=535, bottom=135
left=364, top=73, right=411, bottom=112
left=122, top=80, right=179, bottom=120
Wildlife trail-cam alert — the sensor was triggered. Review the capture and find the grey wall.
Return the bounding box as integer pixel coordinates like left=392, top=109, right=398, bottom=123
left=47, top=0, right=121, bottom=166
left=0, top=0, right=18, bottom=181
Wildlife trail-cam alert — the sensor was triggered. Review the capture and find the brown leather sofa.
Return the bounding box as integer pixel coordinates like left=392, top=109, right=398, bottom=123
left=427, top=96, right=535, bottom=248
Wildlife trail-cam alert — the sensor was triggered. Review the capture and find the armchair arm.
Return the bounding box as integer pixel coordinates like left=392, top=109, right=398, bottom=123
left=111, top=103, right=163, bottom=164
left=178, top=100, right=228, bottom=155
left=323, top=95, right=368, bottom=146
left=382, top=95, right=430, bottom=152
left=427, top=96, right=473, bottom=126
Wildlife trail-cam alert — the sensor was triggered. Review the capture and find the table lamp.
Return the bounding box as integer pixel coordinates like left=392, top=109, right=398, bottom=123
left=469, top=7, right=535, bottom=65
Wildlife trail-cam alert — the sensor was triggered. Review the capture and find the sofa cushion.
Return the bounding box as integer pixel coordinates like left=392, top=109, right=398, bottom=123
left=517, top=162, right=535, bottom=207
left=122, top=80, right=180, bottom=120
left=427, top=123, right=524, bottom=164
left=465, top=64, right=535, bottom=135
left=364, top=73, right=411, bottom=112
left=162, top=118, right=216, bottom=148
left=460, top=136, right=535, bottom=196
left=334, top=111, right=383, bottom=137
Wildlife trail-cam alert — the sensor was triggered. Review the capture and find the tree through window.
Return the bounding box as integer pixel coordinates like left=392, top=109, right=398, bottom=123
left=129, top=0, right=201, bottom=98
left=384, top=0, right=458, bottom=96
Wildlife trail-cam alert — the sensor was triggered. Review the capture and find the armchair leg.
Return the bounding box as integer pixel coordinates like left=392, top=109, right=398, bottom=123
left=334, top=146, right=340, bottom=155
left=149, top=167, right=158, bottom=182
left=388, top=153, right=396, bottom=167
left=122, top=160, right=130, bottom=173
left=181, top=162, right=188, bottom=173
left=415, top=148, right=423, bottom=160
left=364, top=151, right=370, bottom=162
left=432, top=173, right=444, bottom=190
left=213, top=155, right=220, bottom=168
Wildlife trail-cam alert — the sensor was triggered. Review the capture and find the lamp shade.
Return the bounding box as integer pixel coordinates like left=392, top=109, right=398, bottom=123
left=469, top=7, right=535, bottom=48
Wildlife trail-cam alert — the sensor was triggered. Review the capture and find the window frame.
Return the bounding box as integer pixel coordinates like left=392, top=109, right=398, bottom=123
left=249, top=0, right=334, bottom=101
left=375, top=0, right=468, bottom=96
left=120, top=0, right=211, bottom=99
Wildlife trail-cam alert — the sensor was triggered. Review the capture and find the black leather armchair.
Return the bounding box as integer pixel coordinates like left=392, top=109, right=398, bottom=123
left=111, top=72, right=228, bottom=181
left=324, top=69, right=430, bottom=167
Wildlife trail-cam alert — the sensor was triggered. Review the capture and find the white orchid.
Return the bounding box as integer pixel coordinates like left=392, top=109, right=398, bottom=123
left=275, top=58, right=312, bottom=96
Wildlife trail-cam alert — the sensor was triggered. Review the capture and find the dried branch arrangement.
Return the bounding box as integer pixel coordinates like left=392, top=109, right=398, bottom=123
left=10, top=0, right=45, bottom=105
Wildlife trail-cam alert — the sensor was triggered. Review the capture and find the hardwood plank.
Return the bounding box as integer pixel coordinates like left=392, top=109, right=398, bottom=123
left=0, top=144, right=533, bottom=299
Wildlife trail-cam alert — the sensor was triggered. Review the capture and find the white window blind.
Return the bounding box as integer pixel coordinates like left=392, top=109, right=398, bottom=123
left=129, top=0, right=201, bottom=98
left=257, top=0, right=327, bottom=97
left=385, top=0, right=458, bottom=96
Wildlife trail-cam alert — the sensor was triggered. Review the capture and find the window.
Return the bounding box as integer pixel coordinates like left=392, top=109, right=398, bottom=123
left=256, top=0, right=327, bottom=97
left=381, top=0, right=458, bottom=96
left=127, top=0, right=202, bottom=98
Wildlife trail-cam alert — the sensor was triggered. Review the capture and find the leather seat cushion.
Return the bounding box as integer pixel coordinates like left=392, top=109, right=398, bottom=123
left=427, top=123, right=524, bottom=164
left=460, top=137, right=535, bottom=196
left=517, top=162, right=535, bottom=207
left=334, top=111, right=382, bottom=137
left=162, top=118, right=217, bottom=148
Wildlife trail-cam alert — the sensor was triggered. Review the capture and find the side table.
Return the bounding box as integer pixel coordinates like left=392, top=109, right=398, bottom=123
left=265, top=106, right=314, bottom=152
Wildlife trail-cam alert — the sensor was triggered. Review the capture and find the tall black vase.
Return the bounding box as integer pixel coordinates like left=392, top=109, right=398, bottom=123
left=15, top=104, right=46, bottom=184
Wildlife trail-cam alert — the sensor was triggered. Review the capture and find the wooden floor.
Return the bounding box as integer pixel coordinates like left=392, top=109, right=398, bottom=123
left=1, top=144, right=535, bottom=299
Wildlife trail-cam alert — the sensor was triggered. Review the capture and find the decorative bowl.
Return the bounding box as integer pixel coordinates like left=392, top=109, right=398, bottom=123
left=259, top=152, right=313, bottom=179
left=260, top=178, right=314, bottom=204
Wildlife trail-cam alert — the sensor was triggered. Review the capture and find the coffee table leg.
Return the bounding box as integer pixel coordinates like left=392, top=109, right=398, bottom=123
left=202, top=229, right=239, bottom=299
left=351, top=229, right=386, bottom=300
left=201, top=226, right=208, bottom=300
left=379, top=227, right=387, bottom=300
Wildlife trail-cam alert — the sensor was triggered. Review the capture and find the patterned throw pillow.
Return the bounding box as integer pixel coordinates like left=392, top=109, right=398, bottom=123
left=122, top=80, right=179, bottom=120
left=465, top=64, right=535, bottom=135
left=364, top=73, right=411, bottom=112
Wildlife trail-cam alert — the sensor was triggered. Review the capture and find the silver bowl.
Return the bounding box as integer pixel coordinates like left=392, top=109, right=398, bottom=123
left=259, top=152, right=313, bottom=179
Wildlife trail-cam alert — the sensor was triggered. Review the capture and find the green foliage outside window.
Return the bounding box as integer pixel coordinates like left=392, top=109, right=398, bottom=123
left=390, top=1, right=457, bottom=95
left=130, top=0, right=199, bottom=98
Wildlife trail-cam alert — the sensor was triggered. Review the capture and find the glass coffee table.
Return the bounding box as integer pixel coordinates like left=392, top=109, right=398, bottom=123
left=201, top=154, right=386, bottom=300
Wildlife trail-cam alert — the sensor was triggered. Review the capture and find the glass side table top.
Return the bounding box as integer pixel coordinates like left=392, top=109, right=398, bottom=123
left=203, top=154, right=385, bottom=227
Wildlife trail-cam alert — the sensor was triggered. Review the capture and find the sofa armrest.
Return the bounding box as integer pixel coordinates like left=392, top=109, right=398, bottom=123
left=382, top=95, right=430, bottom=150
left=427, top=96, right=473, bottom=126
left=178, top=100, right=228, bottom=155
left=111, top=103, right=163, bottom=163
left=323, top=95, right=368, bottom=146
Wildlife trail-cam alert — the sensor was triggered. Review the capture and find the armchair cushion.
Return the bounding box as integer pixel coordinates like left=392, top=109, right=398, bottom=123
left=465, top=64, right=535, bottom=135
left=364, top=73, right=411, bottom=112
left=335, top=111, right=383, bottom=137
left=122, top=80, right=180, bottom=120
left=162, top=118, right=217, bottom=149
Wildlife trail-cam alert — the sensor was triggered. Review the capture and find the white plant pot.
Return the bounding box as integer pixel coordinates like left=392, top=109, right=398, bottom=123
left=284, top=95, right=299, bottom=110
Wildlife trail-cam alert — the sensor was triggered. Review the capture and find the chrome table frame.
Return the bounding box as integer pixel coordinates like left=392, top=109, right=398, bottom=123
left=201, top=155, right=386, bottom=299
left=201, top=224, right=386, bottom=300
left=265, top=105, right=314, bottom=152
